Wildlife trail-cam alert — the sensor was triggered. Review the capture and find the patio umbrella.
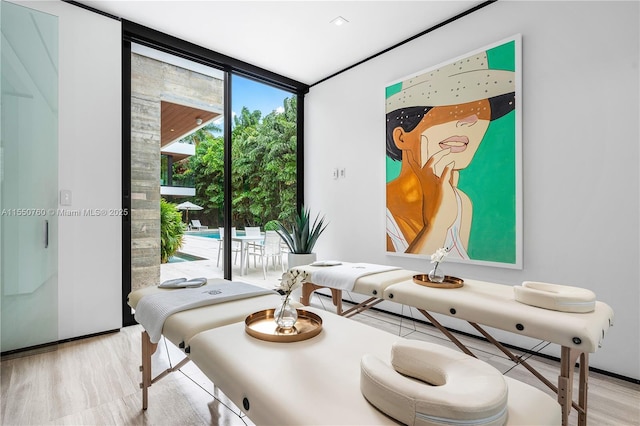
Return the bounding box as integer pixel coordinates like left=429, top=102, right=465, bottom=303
left=175, top=201, right=203, bottom=224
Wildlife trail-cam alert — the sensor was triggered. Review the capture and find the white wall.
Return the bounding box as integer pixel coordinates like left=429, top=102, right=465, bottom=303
left=14, top=1, right=123, bottom=340
left=305, top=1, right=639, bottom=379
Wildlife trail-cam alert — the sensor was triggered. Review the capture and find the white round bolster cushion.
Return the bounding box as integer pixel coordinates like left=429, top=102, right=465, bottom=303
left=360, top=340, right=508, bottom=426
left=514, top=281, right=596, bottom=313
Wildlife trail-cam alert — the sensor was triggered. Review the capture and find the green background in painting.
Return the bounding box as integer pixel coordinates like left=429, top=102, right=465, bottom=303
left=385, top=40, right=516, bottom=264
left=459, top=111, right=515, bottom=263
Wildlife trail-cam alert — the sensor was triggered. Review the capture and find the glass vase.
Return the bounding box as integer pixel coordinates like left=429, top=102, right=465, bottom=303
left=428, top=264, right=445, bottom=283
left=274, top=295, right=298, bottom=332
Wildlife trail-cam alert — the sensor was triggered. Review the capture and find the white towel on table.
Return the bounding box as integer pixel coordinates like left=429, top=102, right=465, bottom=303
left=308, top=263, right=401, bottom=291
left=135, top=281, right=274, bottom=343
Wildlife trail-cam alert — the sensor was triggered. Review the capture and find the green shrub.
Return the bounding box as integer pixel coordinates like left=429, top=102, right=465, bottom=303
left=264, top=220, right=279, bottom=231
left=160, top=198, right=186, bottom=263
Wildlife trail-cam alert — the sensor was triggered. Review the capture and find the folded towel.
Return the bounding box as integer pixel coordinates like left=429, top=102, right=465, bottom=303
left=307, top=263, right=401, bottom=291
left=135, top=281, right=275, bottom=343
left=158, top=277, right=207, bottom=289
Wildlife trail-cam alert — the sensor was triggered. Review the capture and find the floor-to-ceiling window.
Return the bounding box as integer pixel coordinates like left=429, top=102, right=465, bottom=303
left=122, top=22, right=307, bottom=325
left=129, top=43, right=224, bottom=295
left=230, top=75, right=298, bottom=275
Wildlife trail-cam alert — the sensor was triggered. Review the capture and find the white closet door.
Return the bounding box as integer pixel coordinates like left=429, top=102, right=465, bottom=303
left=2, top=0, right=122, bottom=348
left=1, top=0, right=59, bottom=351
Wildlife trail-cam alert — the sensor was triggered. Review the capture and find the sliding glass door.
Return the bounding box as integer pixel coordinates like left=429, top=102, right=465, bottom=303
left=122, top=22, right=306, bottom=324
left=230, top=75, right=298, bottom=276
left=128, top=48, right=299, bottom=288
left=1, top=0, right=58, bottom=352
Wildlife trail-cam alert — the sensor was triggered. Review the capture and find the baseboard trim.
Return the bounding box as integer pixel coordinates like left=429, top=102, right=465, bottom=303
left=1, top=329, right=120, bottom=360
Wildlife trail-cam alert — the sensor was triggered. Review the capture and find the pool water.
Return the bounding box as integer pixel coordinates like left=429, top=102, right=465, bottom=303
left=187, top=230, right=249, bottom=239
left=189, top=230, right=221, bottom=239
left=167, top=252, right=207, bottom=263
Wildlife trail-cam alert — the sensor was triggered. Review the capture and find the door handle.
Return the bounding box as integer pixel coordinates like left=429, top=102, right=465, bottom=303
left=44, top=219, right=49, bottom=248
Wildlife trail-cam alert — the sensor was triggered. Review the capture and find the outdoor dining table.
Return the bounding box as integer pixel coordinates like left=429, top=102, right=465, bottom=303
left=232, top=234, right=265, bottom=275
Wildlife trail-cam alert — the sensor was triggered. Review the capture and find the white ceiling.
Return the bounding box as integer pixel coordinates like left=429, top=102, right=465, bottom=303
left=78, top=1, right=483, bottom=86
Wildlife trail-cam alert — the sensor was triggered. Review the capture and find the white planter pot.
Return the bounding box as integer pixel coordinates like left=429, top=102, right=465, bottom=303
left=287, top=253, right=317, bottom=269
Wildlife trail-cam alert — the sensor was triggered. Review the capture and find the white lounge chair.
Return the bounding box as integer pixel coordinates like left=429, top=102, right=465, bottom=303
left=190, top=220, right=208, bottom=230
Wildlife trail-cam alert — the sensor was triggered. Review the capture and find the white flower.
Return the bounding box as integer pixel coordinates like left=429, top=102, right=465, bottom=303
left=430, top=247, right=449, bottom=264
left=279, top=270, right=309, bottom=294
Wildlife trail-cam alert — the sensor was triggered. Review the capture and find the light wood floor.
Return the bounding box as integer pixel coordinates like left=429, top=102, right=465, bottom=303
left=2, top=294, right=639, bottom=426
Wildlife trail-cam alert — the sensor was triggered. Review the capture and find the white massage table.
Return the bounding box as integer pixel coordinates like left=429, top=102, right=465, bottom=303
left=294, top=264, right=614, bottom=426
left=127, top=280, right=282, bottom=410
left=189, top=306, right=561, bottom=425
left=128, top=279, right=562, bottom=425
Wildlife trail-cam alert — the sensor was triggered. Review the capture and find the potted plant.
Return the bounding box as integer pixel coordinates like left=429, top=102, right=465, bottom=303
left=275, top=205, right=328, bottom=268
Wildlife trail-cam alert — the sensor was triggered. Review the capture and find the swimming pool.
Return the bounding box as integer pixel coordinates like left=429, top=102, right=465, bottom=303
left=187, top=230, right=220, bottom=239
left=187, top=229, right=249, bottom=239
left=167, top=252, right=207, bottom=263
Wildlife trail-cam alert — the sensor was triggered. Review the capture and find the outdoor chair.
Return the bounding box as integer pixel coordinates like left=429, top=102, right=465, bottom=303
left=244, top=226, right=262, bottom=257
left=216, top=227, right=241, bottom=266
left=245, top=226, right=261, bottom=236
left=247, top=231, right=285, bottom=279
left=190, top=220, right=208, bottom=230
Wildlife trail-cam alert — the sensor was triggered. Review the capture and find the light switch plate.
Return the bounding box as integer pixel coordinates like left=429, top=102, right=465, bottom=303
left=60, top=189, right=72, bottom=206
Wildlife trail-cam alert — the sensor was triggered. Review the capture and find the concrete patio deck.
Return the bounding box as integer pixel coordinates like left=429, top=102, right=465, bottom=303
left=160, top=234, right=286, bottom=291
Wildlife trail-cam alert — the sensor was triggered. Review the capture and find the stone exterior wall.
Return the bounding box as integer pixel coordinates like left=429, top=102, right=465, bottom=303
left=130, top=53, right=223, bottom=291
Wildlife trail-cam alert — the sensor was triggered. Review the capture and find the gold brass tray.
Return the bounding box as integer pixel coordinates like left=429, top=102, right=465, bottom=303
left=245, top=309, right=323, bottom=343
left=413, top=274, right=464, bottom=289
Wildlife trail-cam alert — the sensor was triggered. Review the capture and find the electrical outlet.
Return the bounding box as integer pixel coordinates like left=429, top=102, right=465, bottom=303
left=332, top=168, right=339, bottom=179
left=339, top=168, right=346, bottom=178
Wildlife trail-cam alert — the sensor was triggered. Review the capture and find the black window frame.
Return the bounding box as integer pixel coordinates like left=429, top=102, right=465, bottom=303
left=121, top=20, right=308, bottom=326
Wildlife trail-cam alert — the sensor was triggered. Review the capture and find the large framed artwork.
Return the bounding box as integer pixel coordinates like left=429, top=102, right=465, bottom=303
left=385, top=35, right=522, bottom=268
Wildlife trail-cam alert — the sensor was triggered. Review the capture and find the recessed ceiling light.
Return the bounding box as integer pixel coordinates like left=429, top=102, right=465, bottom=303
left=330, top=16, right=349, bottom=26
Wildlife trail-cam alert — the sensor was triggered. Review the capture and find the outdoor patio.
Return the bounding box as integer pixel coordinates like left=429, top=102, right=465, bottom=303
left=161, top=234, right=286, bottom=291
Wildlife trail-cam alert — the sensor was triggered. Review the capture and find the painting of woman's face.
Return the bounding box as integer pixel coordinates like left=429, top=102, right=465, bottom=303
left=416, top=99, right=491, bottom=170
left=385, top=37, right=519, bottom=265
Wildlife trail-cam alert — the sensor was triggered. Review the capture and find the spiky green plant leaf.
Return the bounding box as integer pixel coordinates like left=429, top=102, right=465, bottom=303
left=275, top=205, right=328, bottom=254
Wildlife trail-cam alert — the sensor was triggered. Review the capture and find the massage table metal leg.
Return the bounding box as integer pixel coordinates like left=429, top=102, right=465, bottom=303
left=469, top=322, right=558, bottom=392
left=417, top=309, right=475, bottom=357
left=342, top=297, right=385, bottom=318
